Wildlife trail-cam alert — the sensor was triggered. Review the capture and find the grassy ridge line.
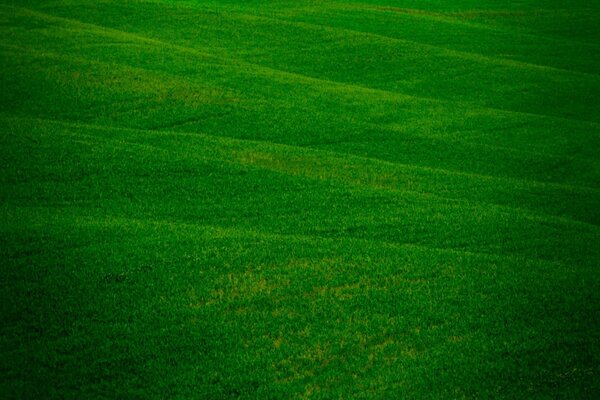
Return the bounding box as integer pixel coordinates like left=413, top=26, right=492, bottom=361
left=5, top=112, right=597, bottom=198
left=383, top=121, right=597, bottom=162
left=225, top=7, right=600, bottom=80
left=130, top=0, right=600, bottom=79
left=3, top=42, right=599, bottom=192
left=5, top=2, right=600, bottom=124
left=3, top=115, right=599, bottom=269
left=284, top=1, right=600, bottom=68
left=0, top=4, right=229, bottom=66
left=193, top=9, right=600, bottom=123
left=441, top=5, right=600, bottom=46
left=3, top=113, right=599, bottom=229
left=5, top=2, right=600, bottom=136
left=4, top=3, right=600, bottom=131
left=38, top=0, right=600, bottom=69
left=3, top=20, right=598, bottom=132
left=3, top=21, right=600, bottom=191
left=1, top=204, right=579, bottom=275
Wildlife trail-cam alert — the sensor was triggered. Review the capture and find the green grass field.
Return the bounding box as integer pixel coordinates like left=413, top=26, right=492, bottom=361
left=1, top=0, right=600, bottom=398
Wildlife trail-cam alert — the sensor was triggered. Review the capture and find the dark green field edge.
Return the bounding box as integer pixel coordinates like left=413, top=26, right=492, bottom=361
left=2, top=7, right=600, bottom=192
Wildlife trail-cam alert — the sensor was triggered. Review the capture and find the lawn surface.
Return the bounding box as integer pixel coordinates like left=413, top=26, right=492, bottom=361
left=1, top=0, right=599, bottom=398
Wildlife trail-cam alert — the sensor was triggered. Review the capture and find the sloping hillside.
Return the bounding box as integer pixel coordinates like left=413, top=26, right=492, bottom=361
left=1, top=0, right=599, bottom=397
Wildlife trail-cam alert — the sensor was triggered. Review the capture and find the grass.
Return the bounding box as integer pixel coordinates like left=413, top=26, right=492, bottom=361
left=1, top=0, right=599, bottom=398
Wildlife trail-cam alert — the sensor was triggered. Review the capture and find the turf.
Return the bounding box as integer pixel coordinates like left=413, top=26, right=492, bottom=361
left=1, top=0, right=599, bottom=398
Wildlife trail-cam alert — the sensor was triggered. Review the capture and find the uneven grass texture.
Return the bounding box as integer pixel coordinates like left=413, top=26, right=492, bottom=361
left=1, top=0, right=599, bottom=398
